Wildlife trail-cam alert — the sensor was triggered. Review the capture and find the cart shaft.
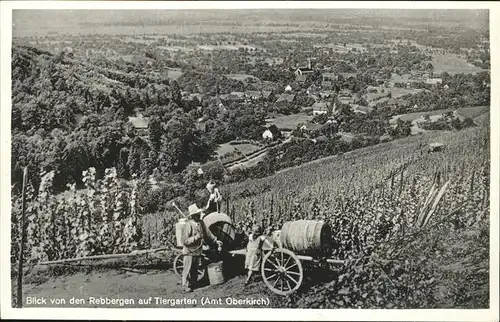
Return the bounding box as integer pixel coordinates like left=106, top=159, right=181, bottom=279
left=295, top=254, right=345, bottom=265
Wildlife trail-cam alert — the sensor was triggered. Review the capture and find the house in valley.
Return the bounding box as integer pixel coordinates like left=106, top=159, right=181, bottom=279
left=351, top=105, right=372, bottom=115
left=340, top=72, right=357, bottom=80
left=245, top=91, right=262, bottom=100
left=276, top=93, right=296, bottom=105
left=338, top=89, right=354, bottom=104
left=262, top=90, right=275, bottom=101
left=319, top=90, right=335, bottom=99
left=195, top=122, right=207, bottom=133
left=220, top=93, right=240, bottom=102
left=426, top=78, right=443, bottom=86
left=322, top=72, right=338, bottom=82
left=230, top=91, right=246, bottom=100
left=306, top=84, right=320, bottom=96
left=128, top=114, right=149, bottom=136
left=311, top=102, right=330, bottom=115
left=262, top=124, right=281, bottom=141
left=262, top=129, right=273, bottom=141
left=294, top=59, right=314, bottom=76
left=299, top=123, right=324, bottom=136
left=296, top=74, right=308, bottom=83
left=321, top=80, right=333, bottom=89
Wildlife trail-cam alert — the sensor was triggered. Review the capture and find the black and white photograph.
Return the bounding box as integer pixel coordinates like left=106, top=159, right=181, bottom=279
left=0, top=1, right=498, bottom=321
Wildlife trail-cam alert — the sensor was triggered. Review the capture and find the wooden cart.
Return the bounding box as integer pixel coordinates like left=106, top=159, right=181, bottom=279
left=173, top=237, right=345, bottom=296
left=174, top=213, right=344, bottom=296
left=173, top=245, right=345, bottom=296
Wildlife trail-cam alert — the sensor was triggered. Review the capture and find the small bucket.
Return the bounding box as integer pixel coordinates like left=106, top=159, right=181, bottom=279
left=207, top=261, right=225, bottom=285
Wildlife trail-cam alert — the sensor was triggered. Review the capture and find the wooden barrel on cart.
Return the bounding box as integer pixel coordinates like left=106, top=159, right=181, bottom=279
left=280, top=220, right=332, bottom=255
left=207, top=261, right=225, bottom=285
left=202, top=212, right=237, bottom=251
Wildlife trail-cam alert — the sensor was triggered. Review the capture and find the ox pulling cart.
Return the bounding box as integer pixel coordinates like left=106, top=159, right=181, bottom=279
left=174, top=211, right=343, bottom=296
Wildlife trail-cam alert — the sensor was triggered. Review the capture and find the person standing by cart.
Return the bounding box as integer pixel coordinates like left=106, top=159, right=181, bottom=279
left=244, top=224, right=268, bottom=286
left=181, top=204, right=222, bottom=293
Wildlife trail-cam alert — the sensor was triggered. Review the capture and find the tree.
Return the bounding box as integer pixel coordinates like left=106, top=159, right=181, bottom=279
left=117, top=147, right=130, bottom=178
left=170, top=80, right=182, bottom=106
left=462, top=117, right=475, bottom=128
left=148, top=116, right=162, bottom=151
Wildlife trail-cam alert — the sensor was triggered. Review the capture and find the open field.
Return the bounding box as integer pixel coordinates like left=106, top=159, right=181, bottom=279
left=225, top=74, right=261, bottom=82
left=365, top=87, right=423, bottom=106
left=390, top=106, right=489, bottom=124
left=266, top=113, right=314, bottom=130
left=198, top=44, right=261, bottom=51
left=390, top=87, right=424, bottom=99
left=314, top=42, right=368, bottom=53
left=216, top=142, right=262, bottom=157
left=365, top=90, right=389, bottom=102
left=432, top=54, right=484, bottom=75
left=228, top=150, right=268, bottom=171
left=457, top=106, right=490, bottom=119
left=157, top=46, right=194, bottom=52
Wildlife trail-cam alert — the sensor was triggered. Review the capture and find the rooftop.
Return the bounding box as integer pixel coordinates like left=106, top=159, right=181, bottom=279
left=311, top=102, right=329, bottom=110
left=246, top=91, right=262, bottom=98
left=276, top=94, right=296, bottom=103
left=128, top=116, right=149, bottom=129
left=321, top=81, right=333, bottom=88
left=340, top=72, right=357, bottom=79
left=296, top=74, right=307, bottom=82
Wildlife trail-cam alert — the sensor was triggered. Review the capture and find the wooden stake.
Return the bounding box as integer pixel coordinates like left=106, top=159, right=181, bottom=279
left=17, top=167, right=28, bottom=308
left=398, top=167, right=404, bottom=196
left=38, top=246, right=173, bottom=266
left=270, top=194, right=274, bottom=217
left=470, top=171, right=475, bottom=195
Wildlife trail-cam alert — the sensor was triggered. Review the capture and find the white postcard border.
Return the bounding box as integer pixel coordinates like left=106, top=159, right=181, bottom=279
left=1, top=1, right=498, bottom=321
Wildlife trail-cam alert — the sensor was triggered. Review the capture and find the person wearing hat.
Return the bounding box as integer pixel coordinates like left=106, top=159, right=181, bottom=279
left=181, top=204, right=222, bottom=292
left=204, top=181, right=222, bottom=214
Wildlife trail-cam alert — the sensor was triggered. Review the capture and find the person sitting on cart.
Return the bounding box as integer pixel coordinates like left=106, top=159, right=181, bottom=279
left=181, top=204, right=222, bottom=293
left=204, top=181, right=222, bottom=214
left=244, top=224, right=269, bottom=286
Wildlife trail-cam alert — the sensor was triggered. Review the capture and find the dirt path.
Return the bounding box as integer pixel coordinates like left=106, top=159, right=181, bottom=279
left=19, top=268, right=279, bottom=308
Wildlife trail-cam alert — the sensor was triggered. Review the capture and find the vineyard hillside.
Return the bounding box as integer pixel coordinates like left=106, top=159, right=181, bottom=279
left=16, top=113, right=490, bottom=308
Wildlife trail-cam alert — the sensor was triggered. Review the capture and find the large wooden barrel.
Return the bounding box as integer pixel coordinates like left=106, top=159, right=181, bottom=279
left=202, top=212, right=236, bottom=250
left=280, top=220, right=332, bottom=254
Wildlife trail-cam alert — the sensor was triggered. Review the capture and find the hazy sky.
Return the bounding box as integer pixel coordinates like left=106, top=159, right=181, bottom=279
left=12, top=9, right=489, bottom=37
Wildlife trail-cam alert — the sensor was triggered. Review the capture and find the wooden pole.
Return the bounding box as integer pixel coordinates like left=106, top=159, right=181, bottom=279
left=38, top=246, right=173, bottom=266
left=17, top=167, right=28, bottom=308
left=398, top=167, right=404, bottom=196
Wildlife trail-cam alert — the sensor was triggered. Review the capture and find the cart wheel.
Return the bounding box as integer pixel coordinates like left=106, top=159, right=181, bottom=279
left=173, top=253, right=206, bottom=281
left=261, top=248, right=303, bottom=296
